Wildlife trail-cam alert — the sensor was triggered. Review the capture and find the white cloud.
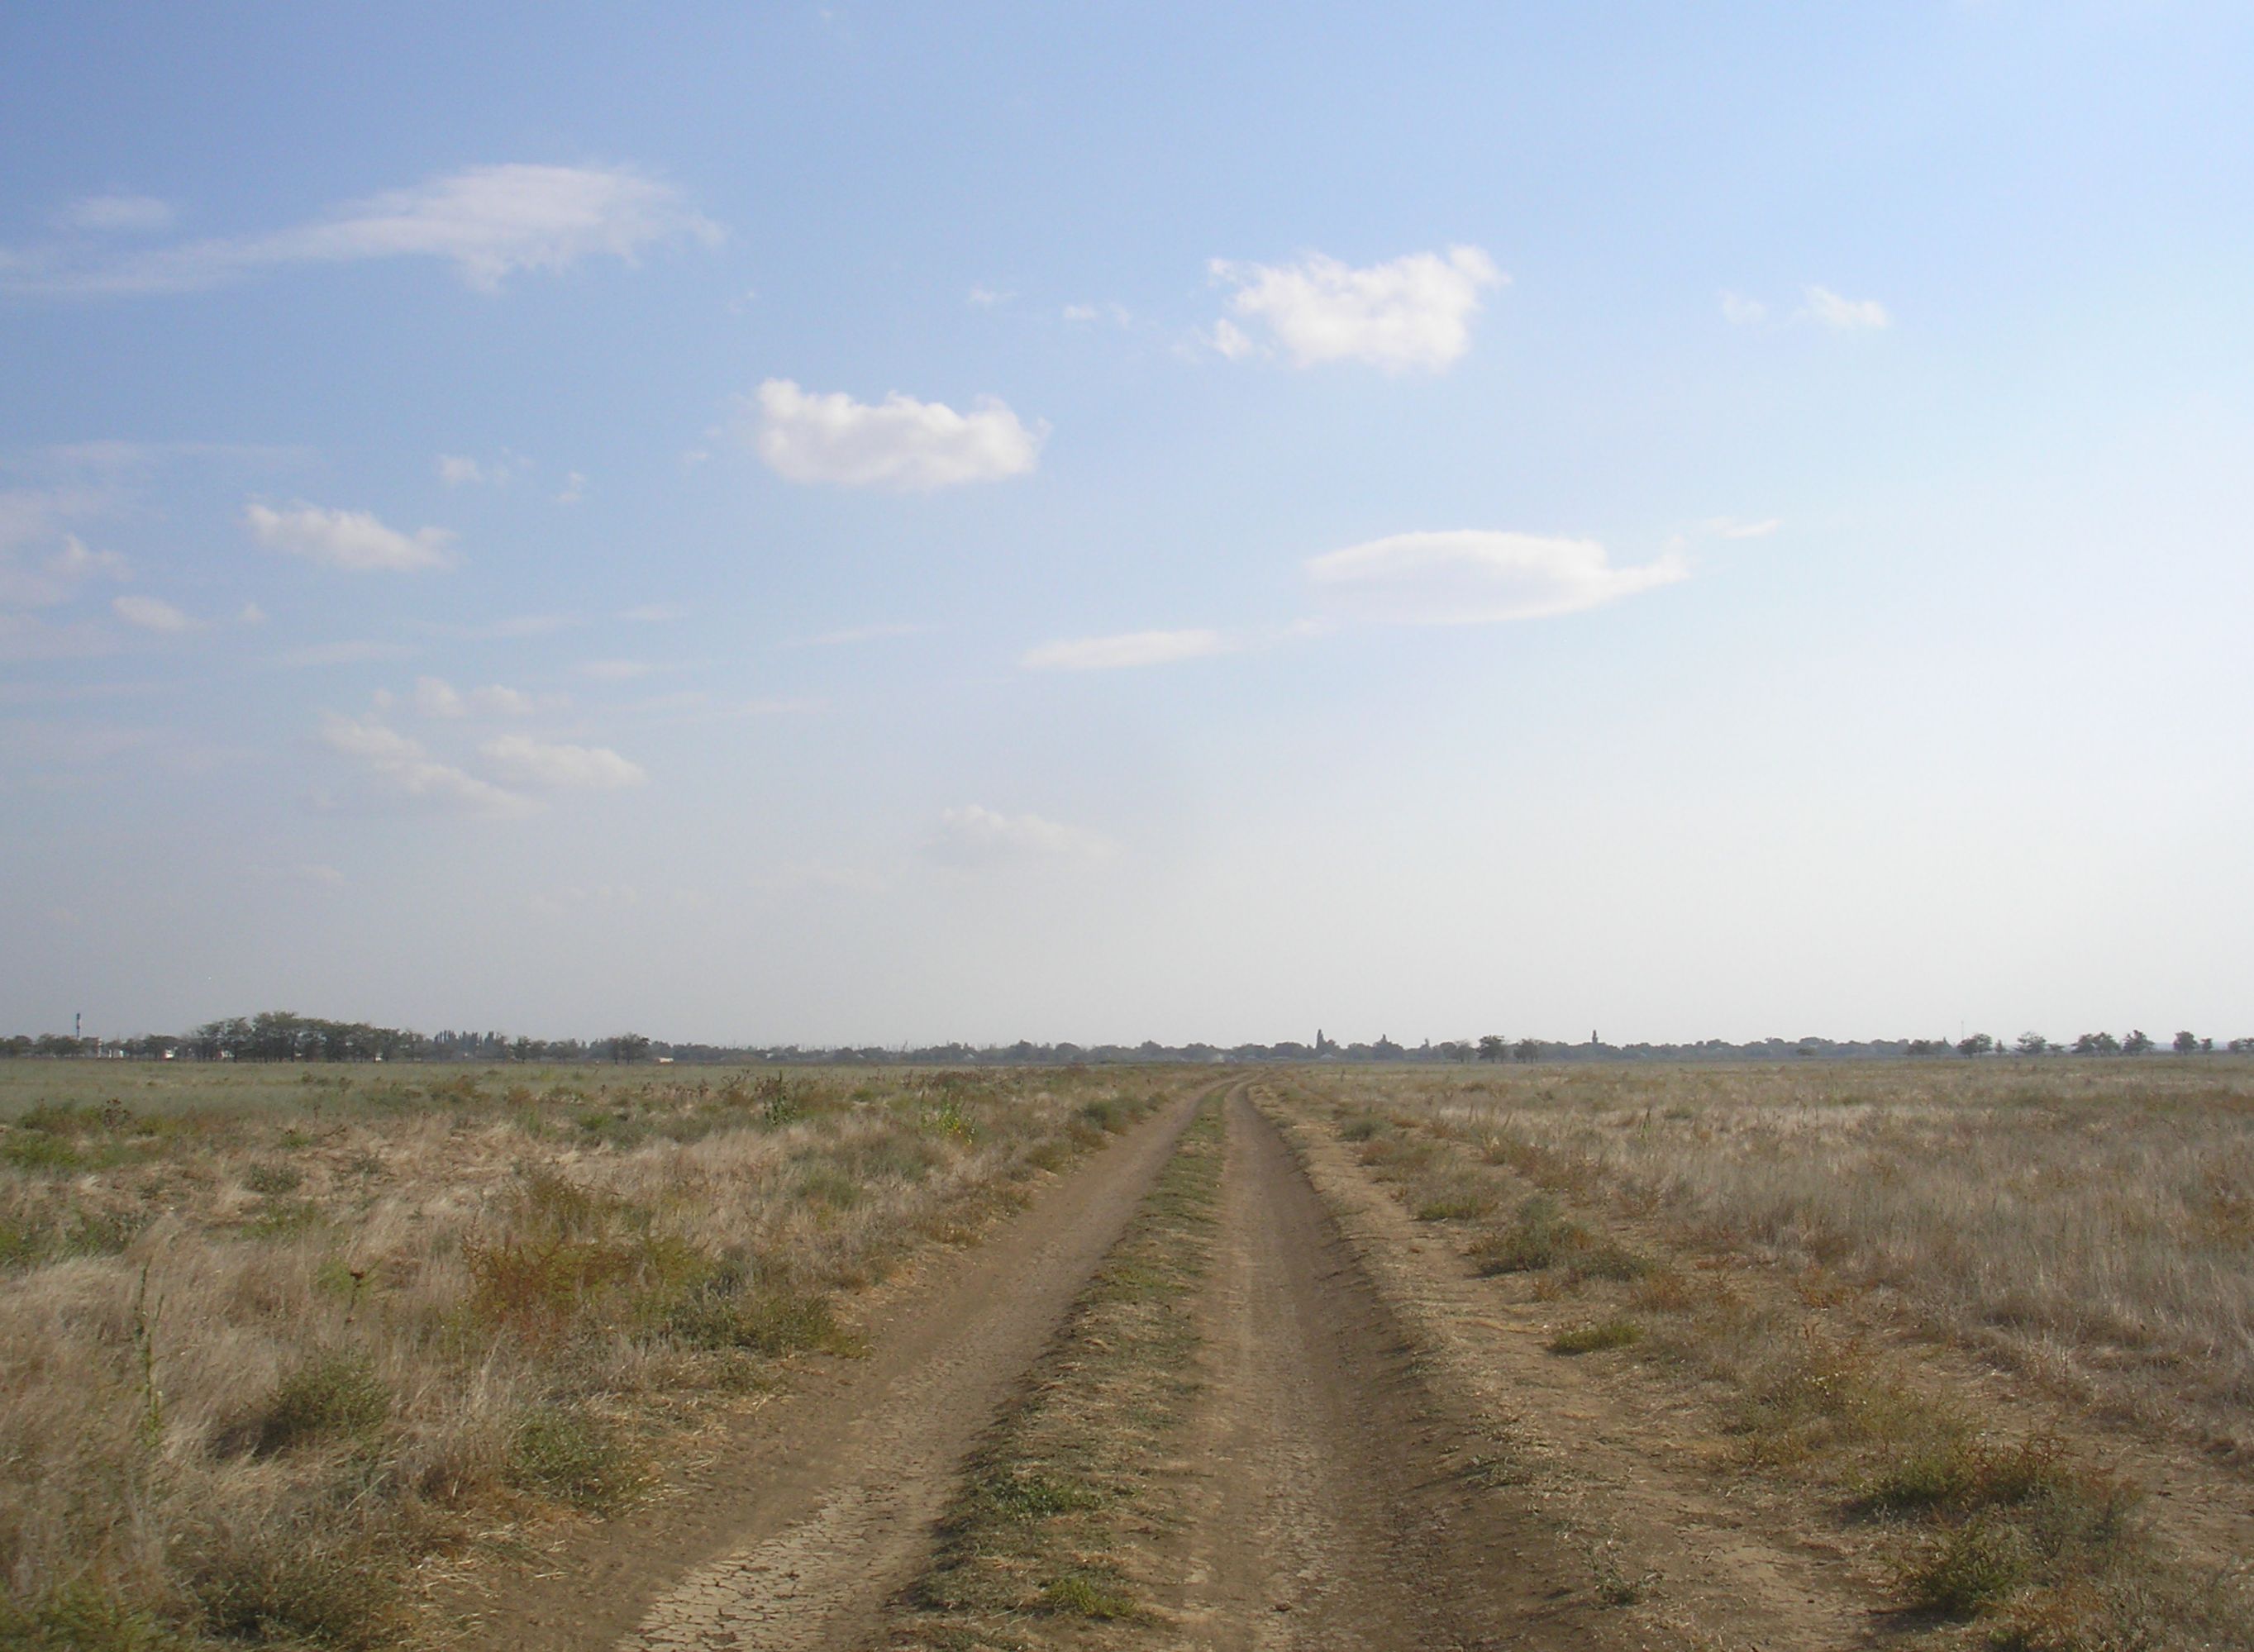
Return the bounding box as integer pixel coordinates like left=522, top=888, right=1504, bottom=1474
left=8, top=164, right=720, bottom=297
left=480, top=734, right=646, bottom=790
left=926, top=804, right=1112, bottom=869
left=748, top=378, right=1046, bottom=490
left=619, top=603, right=685, bottom=623
left=1209, top=245, right=1503, bottom=372
left=968, top=284, right=1013, bottom=307
left=1208, top=317, right=1255, bottom=360
left=318, top=713, right=529, bottom=816
left=1720, top=290, right=1769, bottom=326
left=246, top=502, right=455, bottom=572
left=237, top=602, right=267, bottom=625
left=1799, top=285, right=1890, bottom=331
left=112, top=594, right=197, bottom=632
left=579, top=658, right=657, bottom=681
left=1703, top=516, right=1781, bottom=540
left=62, top=194, right=176, bottom=235
left=1306, top=530, right=1689, bottom=625
left=411, top=676, right=542, bottom=718
left=555, top=470, right=587, bottom=505
left=436, top=455, right=484, bottom=486
left=789, top=621, right=930, bottom=647
left=0, top=534, right=130, bottom=608
left=1022, top=629, right=1231, bottom=672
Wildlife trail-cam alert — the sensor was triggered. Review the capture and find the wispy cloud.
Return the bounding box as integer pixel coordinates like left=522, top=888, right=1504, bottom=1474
left=480, top=734, right=646, bottom=790
left=1703, top=516, right=1781, bottom=540
left=926, top=804, right=1112, bottom=869
left=247, top=502, right=455, bottom=572
left=1306, top=530, right=1688, bottom=625
left=317, top=713, right=529, bottom=816
left=7, top=164, right=721, bottom=297
left=112, top=594, right=197, bottom=633
left=409, top=676, right=550, bottom=718
left=1799, top=285, right=1890, bottom=331
left=1208, top=246, right=1504, bottom=372
left=747, top=378, right=1046, bottom=490
left=579, top=658, right=660, bottom=682
left=1719, top=290, right=1768, bottom=327
left=60, top=194, right=178, bottom=235
left=618, top=603, right=685, bottom=624
left=788, top=621, right=930, bottom=647
left=968, top=283, right=1013, bottom=307
left=1022, top=628, right=1232, bottom=671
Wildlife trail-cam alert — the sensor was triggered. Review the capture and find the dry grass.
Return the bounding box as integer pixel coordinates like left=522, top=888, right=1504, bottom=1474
left=0, top=1062, right=1188, bottom=1646
left=1286, top=1061, right=2254, bottom=1649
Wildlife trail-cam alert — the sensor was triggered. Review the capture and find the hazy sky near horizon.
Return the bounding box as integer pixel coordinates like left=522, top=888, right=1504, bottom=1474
left=3, top=3, right=2251, bottom=1046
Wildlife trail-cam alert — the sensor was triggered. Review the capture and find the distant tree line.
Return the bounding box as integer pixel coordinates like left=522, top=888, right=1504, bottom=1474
left=5, top=1013, right=2252, bottom=1064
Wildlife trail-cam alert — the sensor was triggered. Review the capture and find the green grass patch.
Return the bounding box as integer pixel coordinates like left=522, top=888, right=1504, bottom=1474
left=1548, top=1317, right=1642, bottom=1355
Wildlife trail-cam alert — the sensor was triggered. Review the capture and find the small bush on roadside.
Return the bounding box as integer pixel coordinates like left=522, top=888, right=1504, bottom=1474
left=186, top=1523, right=401, bottom=1649
left=1473, top=1193, right=1588, bottom=1274
left=1901, top=1516, right=2033, bottom=1616
left=1550, top=1317, right=1642, bottom=1355
left=506, top=1408, right=641, bottom=1513
left=249, top=1352, right=390, bottom=1454
left=1339, top=1115, right=1386, bottom=1142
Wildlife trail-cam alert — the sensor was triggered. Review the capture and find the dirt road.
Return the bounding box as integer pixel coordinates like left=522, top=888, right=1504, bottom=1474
left=1159, top=1085, right=1630, bottom=1651
left=455, top=1077, right=1880, bottom=1650
left=443, top=1087, right=1207, bottom=1652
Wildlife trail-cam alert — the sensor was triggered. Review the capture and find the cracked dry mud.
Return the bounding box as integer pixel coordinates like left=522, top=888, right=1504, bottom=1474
left=445, top=1081, right=1901, bottom=1651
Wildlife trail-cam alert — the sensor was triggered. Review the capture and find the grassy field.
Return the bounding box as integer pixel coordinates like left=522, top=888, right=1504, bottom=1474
left=0, top=1059, right=1189, bottom=1650
left=1284, top=1059, right=2254, bottom=1649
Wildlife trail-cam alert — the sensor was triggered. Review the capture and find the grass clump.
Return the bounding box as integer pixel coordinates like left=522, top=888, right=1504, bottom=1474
left=506, top=1407, right=641, bottom=1513
left=1899, top=1516, right=2035, bottom=1616
left=1039, top=1570, right=1139, bottom=1620
left=0, top=1583, right=185, bottom=1651
left=1471, top=1193, right=1587, bottom=1274
left=185, top=1525, right=401, bottom=1650
left=1339, top=1114, right=1387, bottom=1143
left=250, top=1352, right=390, bottom=1454
left=1549, top=1317, right=1642, bottom=1355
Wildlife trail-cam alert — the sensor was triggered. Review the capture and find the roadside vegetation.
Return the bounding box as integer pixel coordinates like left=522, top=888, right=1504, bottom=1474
left=886, top=1093, right=1227, bottom=1650
left=0, top=1061, right=1181, bottom=1650
left=1284, top=1061, right=2254, bottom=1650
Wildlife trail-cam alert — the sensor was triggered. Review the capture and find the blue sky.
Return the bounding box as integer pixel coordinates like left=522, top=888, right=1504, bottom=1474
left=3, top=2, right=2250, bottom=1045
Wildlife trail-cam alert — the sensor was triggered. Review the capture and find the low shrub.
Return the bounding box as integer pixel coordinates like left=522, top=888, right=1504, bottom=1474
left=1549, top=1317, right=1642, bottom=1355
left=506, top=1408, right=640, bottom=1513
left=250, top=1351, right=390, bottom=1454
left=186, top=1523, right=401, bottom=1649
left=1472, top=1193, right=1587, bottom=1274
left=1900, top=1516, right=2033, bottom=1616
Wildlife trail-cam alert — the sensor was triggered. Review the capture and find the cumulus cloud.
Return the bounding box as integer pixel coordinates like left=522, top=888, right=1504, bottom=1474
left=112, top=594, right=197, bottom=632
left=1209, top=245, right=1503, bottom=372
left=62, top=194, right=176, bottom=234
left=317, top=713, right=529, bottom=816
left=480, top=734, right=646, bottom=790
left=1306, top=530, right=1688, bottom=625
left=7, top=164, right=720, bottom=297
left=926, top=804, right=1112, bottom=869
left=1799, top=285, right=1890, bottom=331
left=246, top=502, right=455, bottom=572
left=436, top=455, right=484, bottom=486
left=748, top=378, right=1045, bottom=490
left=1022, top=629, right=1231, bottom=671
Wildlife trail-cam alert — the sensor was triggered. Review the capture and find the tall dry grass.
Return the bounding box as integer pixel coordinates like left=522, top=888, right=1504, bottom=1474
left=1303, top=1060, right=2254, bottom=1425
left=0, top=1064, right=1184, bottom=1648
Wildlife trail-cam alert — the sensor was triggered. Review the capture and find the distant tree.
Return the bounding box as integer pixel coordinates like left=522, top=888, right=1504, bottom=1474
left=1513, top=1037, right=1542, bottom=1062
left=1957, top=1033, right=1995, bottom=1057
left=1906, top=1038, right=1951, bottom=1056
left=2172, top=1031, right=2201, bottom=1055
left=2232, top=1038, right=2254, bottom=1054
left=608, top=1032, right=652, bottom=1064
left=2123, top=1029, right=2155, bottom=1055
left=1477, top=1035, right=1507, bottom=1063
left=2072, top=1031, right=2120, bottom=1056
left=2014, top=1031, right=2050, bottom=1056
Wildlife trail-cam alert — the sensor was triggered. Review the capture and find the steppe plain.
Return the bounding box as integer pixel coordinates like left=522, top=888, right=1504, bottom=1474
left=3, top=1056, right=2251, bottom=1650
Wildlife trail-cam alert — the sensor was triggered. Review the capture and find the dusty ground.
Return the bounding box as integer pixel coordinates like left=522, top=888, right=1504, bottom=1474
left=429, top=1068, right=2249, bottom=1651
